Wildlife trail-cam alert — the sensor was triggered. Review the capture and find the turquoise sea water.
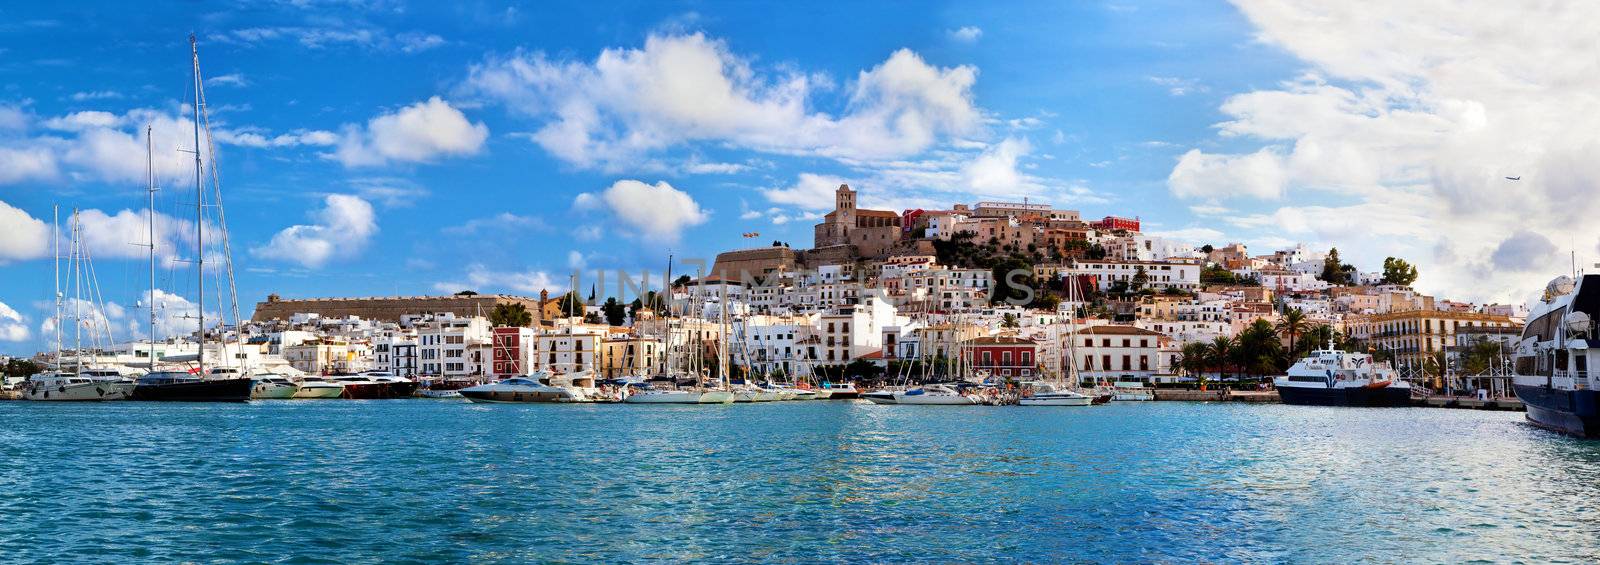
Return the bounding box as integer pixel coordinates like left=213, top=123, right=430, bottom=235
left=2, top=400, right=1599, bottom=563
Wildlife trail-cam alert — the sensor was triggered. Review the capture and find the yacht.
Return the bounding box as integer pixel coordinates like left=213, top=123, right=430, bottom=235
left=1272, top=343, right=1410, bottom=407
left=328, top=374, right=409, bottom=399
left=623, top=386, right=708, bottom=403
left=250, top=374, right=301, bottom=399
left=817, top=381, right=860, bottom=400
left=893, top=383, right=980, bottom=405
left=1018, top=381, right=1093, bottom=406
left=131, top=370, right=253, bottom=402
left=291, top=377, right=345, bottom=399
left=361, top=371, right=420, bottom=397
left=22, top=371, right=133, bottom=401
left=461, top=374, right=590, bottom=403
left=1512, top=275, right=1600, bottom=437
left=862, top=387, right=900, bottom=404
left=1108, top=382, right=1156, bottom=402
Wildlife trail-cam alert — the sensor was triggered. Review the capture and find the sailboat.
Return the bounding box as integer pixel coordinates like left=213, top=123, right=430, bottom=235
left=131, top=36, right=253, bottom=402
left=626, top=264, right=722, bottom=403
left=1019, top=273, right=1092, bottom=407
left=23, top=208, right=136, bottom=401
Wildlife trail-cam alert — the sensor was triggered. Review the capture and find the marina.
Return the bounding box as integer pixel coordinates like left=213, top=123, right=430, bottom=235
left=2, top=399, right=1597, bottom=562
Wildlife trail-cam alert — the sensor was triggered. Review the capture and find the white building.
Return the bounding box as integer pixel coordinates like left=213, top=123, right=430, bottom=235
left=1069, top=260, right=1201, bottom=292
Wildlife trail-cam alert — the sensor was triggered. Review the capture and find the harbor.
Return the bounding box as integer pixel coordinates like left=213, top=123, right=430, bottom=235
left=2, top=399, right=1595, bottom=563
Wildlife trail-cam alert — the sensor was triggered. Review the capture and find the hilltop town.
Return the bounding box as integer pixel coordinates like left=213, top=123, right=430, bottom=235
left=12, top=184, right=1527, bottom=392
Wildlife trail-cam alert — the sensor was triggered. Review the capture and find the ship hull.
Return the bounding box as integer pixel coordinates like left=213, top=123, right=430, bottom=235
left=1277, top=385, right=1411, bottom=407
left=1513, top=384, right=1600, bottom=438
left=131, top=378, right=253, bottom=402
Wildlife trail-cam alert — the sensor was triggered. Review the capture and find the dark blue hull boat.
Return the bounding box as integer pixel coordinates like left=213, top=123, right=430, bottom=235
left=1514, top=384, right=1600, bottom=438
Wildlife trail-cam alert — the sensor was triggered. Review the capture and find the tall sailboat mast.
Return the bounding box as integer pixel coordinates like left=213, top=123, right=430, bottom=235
left=190, top=34, right=205, bottom=377
left=146, top=126, right=157, bottom=368
left=53, top=205, right=60, bottom=370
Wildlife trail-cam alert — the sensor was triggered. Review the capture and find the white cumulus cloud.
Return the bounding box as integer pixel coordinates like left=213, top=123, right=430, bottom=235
left=0, top=300, right=29, bottom=342
left=573, top=180, right=708, bottom=241
left=1166, top=0, right=1600, bottom=301
left=0, top=199, right=52, bottom=263
left=332, top=97, right=488, bottom=167
left=461, top=33, right=979, bottom=169
left=253, top=194, right=378, bottom=268
left=949, top=26, right=983, bottom=43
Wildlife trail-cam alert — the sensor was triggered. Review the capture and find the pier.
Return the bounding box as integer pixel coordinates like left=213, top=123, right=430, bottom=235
left=1154, top=390, right=1280, bottom=403
left=1414, top=395, right=1524, bottom=411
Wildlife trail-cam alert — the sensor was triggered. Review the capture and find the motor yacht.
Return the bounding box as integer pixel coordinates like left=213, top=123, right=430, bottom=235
left=292, top=376, right=346, bottom=399
left=893, top=383, right=980, bottom=405
left=1017, top=381, right=1093, bottom=406
left=251, top=374, right=301, bottom=399
left=461, top=374, right=589, bottom=403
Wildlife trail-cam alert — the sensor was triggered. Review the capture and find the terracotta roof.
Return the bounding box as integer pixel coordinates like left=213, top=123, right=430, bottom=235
left=964, top=336, right=1037, bottom=345
left=1079, top=325, right=1164, bottom=336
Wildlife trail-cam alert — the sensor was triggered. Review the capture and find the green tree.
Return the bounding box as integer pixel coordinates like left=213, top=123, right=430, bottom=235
left=672, top=274, right=692, bottom=287
left=1320, top=248, right=1346, bottom=284
left=1458, top=337, right=1507, bottom=375
left=1131, top=265, right=1150, bottom=291
left=583, top=312, right=603, bottom=324
left=1086, top=243, right=1107, bottom=260
left=556, top=291, right=585, bottom=317
left=989, top=257, right=1034, bottom=305
left=1001, top=313, right=1020, bottom=328
left=2, top=358, right=42, bottom=379
left=1381, top=257, right=1419, bottom=286
left=1235, top=319, right=1285, bottom=381
left=1180, top=341, right=1211, bottom=386
left=1207, top=336, right=1235, bottom=380
left=1275, top=308, right=1309, bottom=359
left=487, top=303, right=533, bottom=327
left=601, top=297, right=627, bottom=326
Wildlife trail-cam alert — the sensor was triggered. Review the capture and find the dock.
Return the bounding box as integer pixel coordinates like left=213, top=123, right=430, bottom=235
left=1414, top=395, right=1524, bottom=411
left=1154, top=390, right=1280, bottom=403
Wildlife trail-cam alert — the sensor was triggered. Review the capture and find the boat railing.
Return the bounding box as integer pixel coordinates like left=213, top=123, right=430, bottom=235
left=1554, top=369, right=1590, bottom=389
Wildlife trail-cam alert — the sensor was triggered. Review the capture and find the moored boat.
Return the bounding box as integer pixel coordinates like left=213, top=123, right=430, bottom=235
left=461, top=375, right=588, bottom=403
left=892, top=383, right=980, bottom=405
left=1512, top=275, right=1600, bottom=437
left=292, top=377, right=345, bottom=399
left=1272, top=343, right=1411, bottom=407
left=818, top=381, right=860, bottom=400
left=1018, top=381, right=1093, bottom=406
left=131, top=371, right=253, bottom=402
left=251, top=374, right=301, bottom=399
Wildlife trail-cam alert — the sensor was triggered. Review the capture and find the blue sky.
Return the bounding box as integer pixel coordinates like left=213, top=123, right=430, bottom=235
left=3, top=1, right=1591, bottom=354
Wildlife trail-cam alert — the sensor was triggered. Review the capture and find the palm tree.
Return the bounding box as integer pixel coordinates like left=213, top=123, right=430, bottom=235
left=1180, top=341, right=1210, bottom=388
left=1001, top=313, right=1020, bottom=329
left=1275, top=308, right=1309, bottom=359
left=1207, top=336, right=1235, bottom=382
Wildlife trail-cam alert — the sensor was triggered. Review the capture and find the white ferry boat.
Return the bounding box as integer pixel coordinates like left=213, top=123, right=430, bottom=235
left=1272, top=342, right=1410, bottom=407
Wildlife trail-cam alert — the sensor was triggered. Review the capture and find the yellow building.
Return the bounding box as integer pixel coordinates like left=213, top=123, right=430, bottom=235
left=1344, top=309, right=1520, bottom=372
left=599, top=335, right=664, bottom=378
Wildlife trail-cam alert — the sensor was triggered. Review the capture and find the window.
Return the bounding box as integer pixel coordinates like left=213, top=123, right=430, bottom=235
left=1122, top=355, right=1131, bottom=370
left=983, top=351, right=993, bottom=365
left=1001, top=351, right=1012, bottom=365
left=1122, top=339, right=1131, bottom=347
left=1102, top=355, right=1112, bottom=370
left=1139, top=339, right=1148, bottom=348
left=1139, top=356, right=1149, bottom=371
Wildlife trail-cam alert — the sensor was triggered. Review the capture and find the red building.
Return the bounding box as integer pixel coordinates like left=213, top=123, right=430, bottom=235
left=492, top=326, right=536, bottom=377
left=961, top=336, right=1039, bottom=379
left=1089, top=215, right=1140, bottom=233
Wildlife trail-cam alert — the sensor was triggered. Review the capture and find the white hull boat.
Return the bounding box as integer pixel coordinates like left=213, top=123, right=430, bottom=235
left=862, top=390, right=899, bottom=404
left=623, top=389, right=705, bottom=404
left=697, top=390, right=736, bottom=404
left=292, top=379, right=346, bottom=399
left=893, top=384, right=980, bottom=405
left=1018, top=382, right=1093, bottom=407
left=21, top=373, right=134, bottom=401
left=462, top=377, right=588, bottom=403
left=251, top=376, right=301, bottom=399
